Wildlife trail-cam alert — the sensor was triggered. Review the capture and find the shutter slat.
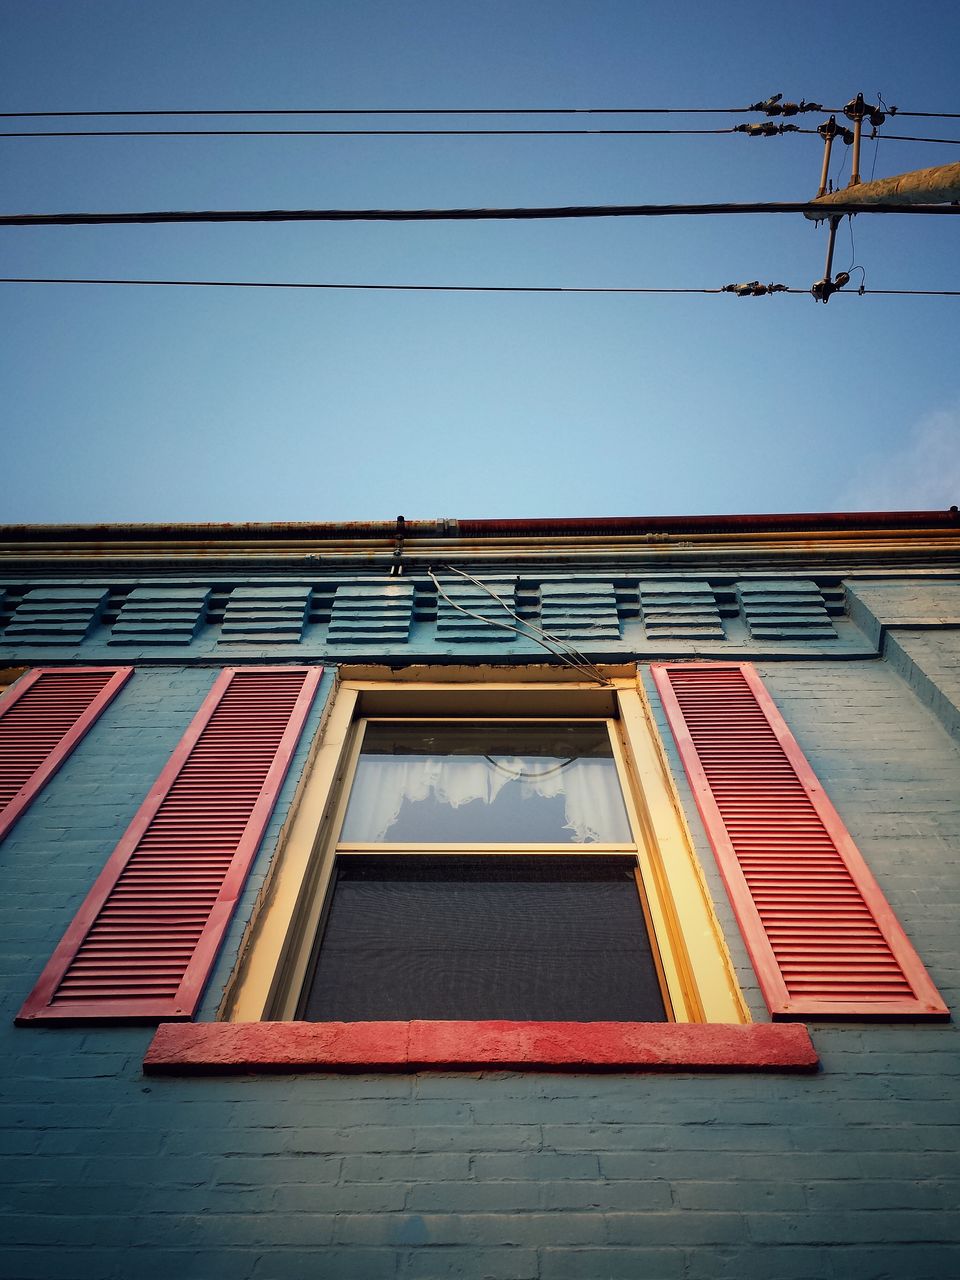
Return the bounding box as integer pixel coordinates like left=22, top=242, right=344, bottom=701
left=0, top=668, right=133, bottom=840
left=652, top=662, right=948, bottom=1020
left=17, top=666, right=322, bottom=1023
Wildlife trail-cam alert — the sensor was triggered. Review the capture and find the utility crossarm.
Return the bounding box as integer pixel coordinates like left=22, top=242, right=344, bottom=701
left=806, top=161, right=960, bottom=218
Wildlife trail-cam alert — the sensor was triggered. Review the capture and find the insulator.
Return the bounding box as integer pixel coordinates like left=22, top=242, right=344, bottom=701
left=749, top=94, right=823, bottom=116
left=749, top=94, right=784, bottom=115
left=735, top=121, right=798, bottom=138
left=722, top=281, right=789, bottom=297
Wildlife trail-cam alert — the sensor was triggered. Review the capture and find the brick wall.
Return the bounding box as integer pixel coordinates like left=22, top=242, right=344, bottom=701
left=2, top=655, right=959, bottom=1279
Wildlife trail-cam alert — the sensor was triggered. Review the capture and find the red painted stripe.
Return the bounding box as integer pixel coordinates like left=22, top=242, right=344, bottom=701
left=17, top=666, right=322, bottom=1023
left=144, top=1019, right=819, bottom=1074
left=652, top=662, right=948, bottom=1020
left=0, top=667, right=133, bottom=842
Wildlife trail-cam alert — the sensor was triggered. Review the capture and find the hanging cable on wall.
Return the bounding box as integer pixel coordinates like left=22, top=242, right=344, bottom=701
left=426, top=567, right=611, bottom=685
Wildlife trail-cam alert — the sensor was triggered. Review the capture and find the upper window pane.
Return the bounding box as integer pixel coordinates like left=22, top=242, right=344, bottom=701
left=340, top=722, right=633, bottom=844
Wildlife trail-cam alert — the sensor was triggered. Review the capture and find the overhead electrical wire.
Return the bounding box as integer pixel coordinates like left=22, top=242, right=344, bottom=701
left=0, top=106, right=787, bottom=118
left=2, top=126, right=957, bottom=143
left=3, top=201, right=958, bottom=228
left=0, top=126, right=744, bottom=138
left=794, top=129, right=960, bottom=145
left=847, top=289, right=960, bottom=296
left=2, top=278, right=957, bottom=297
left=0, top=277, right=732, bottom=293
left=868, top=132, right=960, bottom=144
left=0, top=105, right=956, bottom=120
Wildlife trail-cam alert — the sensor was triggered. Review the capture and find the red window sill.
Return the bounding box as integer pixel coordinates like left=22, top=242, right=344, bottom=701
left=144, top=1019, right=818, bottom=1074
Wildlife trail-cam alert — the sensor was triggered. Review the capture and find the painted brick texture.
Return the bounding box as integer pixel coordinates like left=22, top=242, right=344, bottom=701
left=886, top=628, right=960, bottom=743
left=1, top=656, right=959, bottom=1279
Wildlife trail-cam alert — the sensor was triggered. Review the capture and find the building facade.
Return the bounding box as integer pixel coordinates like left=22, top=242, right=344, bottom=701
left=1, top=512, right=959, bottom=1279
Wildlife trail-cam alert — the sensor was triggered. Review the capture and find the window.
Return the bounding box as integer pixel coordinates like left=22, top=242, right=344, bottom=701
left=222, top=668, right=749, bottom=1027
left=297, top=718, right=668, bottom=1023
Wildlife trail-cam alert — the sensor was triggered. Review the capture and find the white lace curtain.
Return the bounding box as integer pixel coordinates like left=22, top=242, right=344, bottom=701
left=341, top=755, right=630, bottom=844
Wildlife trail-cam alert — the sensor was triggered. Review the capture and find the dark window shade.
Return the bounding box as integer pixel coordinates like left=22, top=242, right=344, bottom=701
left=299, top=856, right=667, bottom=1022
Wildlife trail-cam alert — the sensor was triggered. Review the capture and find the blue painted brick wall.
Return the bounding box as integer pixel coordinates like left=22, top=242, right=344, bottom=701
left=885, top=629, right=960, bottom=743
left=1, top=648, right=959, bottom=1280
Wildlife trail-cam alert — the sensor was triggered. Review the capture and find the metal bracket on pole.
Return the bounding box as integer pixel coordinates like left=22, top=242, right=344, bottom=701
left=389, top=515, right=406, bottom=576
left=811, top=216, right=851, bottom=302
left=816, top=116, right=853, bottom=198
left=842, top=93, right=885, bottom=188
left=848, top=93, right=865, bottom=186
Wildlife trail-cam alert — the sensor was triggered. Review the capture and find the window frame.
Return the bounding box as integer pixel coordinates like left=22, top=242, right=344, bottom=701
left=297, top=712, right=671, bottom=1023
left=220, top=665, right=749, bottom=1027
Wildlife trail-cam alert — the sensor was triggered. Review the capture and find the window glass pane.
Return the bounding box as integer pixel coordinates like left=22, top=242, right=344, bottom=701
left=300, top=855, right=667, bottom=1022
left=340, top=722, right=633, bottom=844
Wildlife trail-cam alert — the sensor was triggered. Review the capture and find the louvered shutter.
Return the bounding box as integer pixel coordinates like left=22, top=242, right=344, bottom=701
left=652, top=662, right=947, bottom=1019
left=18, top=666, right=322, bottom=1023
left=1, top=667, right=133, bottom=843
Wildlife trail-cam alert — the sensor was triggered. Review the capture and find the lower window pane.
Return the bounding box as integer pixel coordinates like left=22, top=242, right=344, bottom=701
left=299, top=856, right=667, bottom=1022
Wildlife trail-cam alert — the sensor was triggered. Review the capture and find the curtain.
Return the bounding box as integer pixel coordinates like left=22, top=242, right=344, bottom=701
left=341, top=754, right=630, bottom=844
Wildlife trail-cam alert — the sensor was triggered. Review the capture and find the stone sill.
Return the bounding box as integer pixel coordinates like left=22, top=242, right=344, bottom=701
left=144, top=1020, right=818, bottom=1074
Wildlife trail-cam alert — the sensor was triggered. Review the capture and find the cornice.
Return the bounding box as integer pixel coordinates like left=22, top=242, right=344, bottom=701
left=1, top=513, right=958, bottom=573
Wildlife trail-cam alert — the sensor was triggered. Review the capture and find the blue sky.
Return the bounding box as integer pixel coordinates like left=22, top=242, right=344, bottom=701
left=1, top=1, right=958, bottom=522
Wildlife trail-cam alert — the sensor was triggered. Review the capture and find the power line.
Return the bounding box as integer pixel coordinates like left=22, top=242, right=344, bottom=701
left=0, top=105, right=772, bottom=118
left=794, top=129, right=960, bottom=145
left=3, top=201, right=959, bottom=228
left=1, top=104, right=956, bottom=120
left=870, top=133, right=960, bottom=144
left=0, top=126, right=742, bottom=138
left=0, top=276, right=729, bottom=294
left=1, top=277, right=958, bottom=297
left=3, top=126, right=957, bottom=143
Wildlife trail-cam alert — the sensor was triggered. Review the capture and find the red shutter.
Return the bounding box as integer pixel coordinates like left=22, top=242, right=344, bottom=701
left=652, top=662, right=948, bottom=1020
left=1, top=667, right=133, bottom=843
left=17, top=666, right=322, bottom=1023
